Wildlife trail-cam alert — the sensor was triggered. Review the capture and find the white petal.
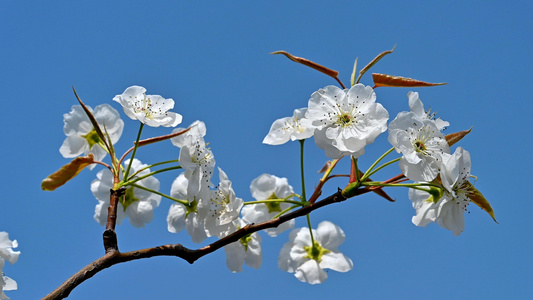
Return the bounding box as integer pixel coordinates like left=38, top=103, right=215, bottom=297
left=320, top=252, right=353, bottom=272
left=167, top=203, right=186, bottom=233
left=316, top=221, right=345, bottom=250
left=295, top=260, right=328, bottom=284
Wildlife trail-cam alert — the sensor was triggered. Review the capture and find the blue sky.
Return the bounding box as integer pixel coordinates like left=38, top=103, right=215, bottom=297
left=1, top=1, right=532, bottom=299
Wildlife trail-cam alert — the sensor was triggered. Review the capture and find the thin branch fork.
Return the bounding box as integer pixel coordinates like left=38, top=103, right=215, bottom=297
left=42, top=189, right=348, bottom=300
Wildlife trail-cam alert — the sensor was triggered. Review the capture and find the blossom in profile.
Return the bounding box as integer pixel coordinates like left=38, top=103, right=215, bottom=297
left=278, top=221, right=353, bottom=284
left=167, top=173, right=209, bottom=243
left=223, top=218, right=262, bottom=273
left=305, top=84, right=389, bottom=159
left=263, top=108, right=314, bottom=145
left=60, top=104, right=124, bottom=169
left=170, top=120, right=207, bottom=148
left=408, top=91, right=449, bottom=130
left=92, top=159, right=161, bottom=228
left=409, top=147, right=473, bottom=236
left=0, top=232, right=20, bottom=299
left=205, top=168, right=243, bottom=238
left=241, top=174, right=295, bottom=237
left=113, top=85, right=182, bottom=127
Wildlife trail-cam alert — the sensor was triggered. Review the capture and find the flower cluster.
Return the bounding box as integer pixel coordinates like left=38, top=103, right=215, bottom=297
left=388, top=92, right=479, bottom=235
left=264, top=84, right=389, bottom=159
left=43, top=65, right=493, bottom=294
left=0, top=232, right=19, bottom=300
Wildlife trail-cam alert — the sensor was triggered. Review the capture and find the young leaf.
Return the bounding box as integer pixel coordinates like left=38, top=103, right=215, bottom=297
left=356, top=45, right=396, bottom=84
left=350, top=57, right=358, bottom=87
left=466, top=182, right=498, bottom=223
left=372, top=73, right=446, bottom=88
left=72, top=87, right=110, bottom=152
left=41, top=154, right=95, bottom=191
left=445, top=128, right=472, bottom=147
left=271, top=51, right=339, bottom=78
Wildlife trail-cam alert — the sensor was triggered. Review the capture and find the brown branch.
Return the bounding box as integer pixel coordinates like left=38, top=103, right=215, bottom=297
left=42, top=189, right=348, bottom=299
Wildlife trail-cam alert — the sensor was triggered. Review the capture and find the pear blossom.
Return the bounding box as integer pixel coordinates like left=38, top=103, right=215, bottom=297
left=278, top=221, right=353, bottom=284
left=0, top=232, right=19, bottom=299
left=305, top=84, right=389, bottom=159
left=409, top=147, right=472, bottom=236
left=223, top=218, right=262, bottom=272
left=60, top=104, right=124, bottom=169
left=178, top=134, right=216, bottom=197
left=263, top=108, right=314, bottom=145
left=408, top=91, right=449, bottom=130
left=205, top=168, right=244, bottom=238
left=167, top=173, right=209, bottom=243
left=388, top=111, right=450, bottom=181
left=91, top=159, right=161, bottom=228
left=170, top=120, right=207, bottom=148
left=113, top=85, right=182, bottom=127
left=241, top=174, right=295, bottom=237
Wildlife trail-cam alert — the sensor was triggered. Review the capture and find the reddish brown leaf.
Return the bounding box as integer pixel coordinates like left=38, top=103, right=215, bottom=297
left=41, top=154, right=95, bottom=191
left=466, top=182, right=498, bottom=223
left=445, top=128, right=472, bottom=147
left=271, top=51, right=339, bottom=78
left=372, top=73, right=446, bottom=88
left=356, top=45, right=395, bottom=83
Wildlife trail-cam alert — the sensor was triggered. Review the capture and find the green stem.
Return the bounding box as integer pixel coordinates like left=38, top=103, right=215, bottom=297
left=306, top=214, right=315, bottom=246
left=361, top=181, right=438, bottom=190
left=124, top=123, right=144, bottom=180
left=272, top=205, right=299, bottom=219
left=132, top=159, right=181, bottom=176
left=299, top=139, right=306, bottom=202
left=243, top=199, right=305, bottom=207
left=364, top=157, right=401, bottom=179
left=120, top=166, right=182, bottom=187
left=361, top=147, right=395, bottom=181
left=130, top=183, right=189, bottom=206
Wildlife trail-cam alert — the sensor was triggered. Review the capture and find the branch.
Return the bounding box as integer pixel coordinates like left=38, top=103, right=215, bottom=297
left=42, top=189, right=348, bottom=299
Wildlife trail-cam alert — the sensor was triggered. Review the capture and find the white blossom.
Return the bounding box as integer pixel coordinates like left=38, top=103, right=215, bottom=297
left=60, top=104, right=124, bottom=169
left=388, top=111, right=450, bottom=181
left=263, top=108, right=314, bottom=145
left=170, top=120, right=207, bottom=148
left=408, top=91, right=449, bottom=130
left=92, top=159, right=161, bottom=228
left=0, top=232, right=19, bottom=299
left=113, top=85, right=182, bottom=127
left=167, top=173, right=209, bottom=243
left=223, top=218, right=262, bottom=273
left=241, top=174, right=295, bottom=237
left=205, top=168, right=243, bottom=238
left=305, top=84, right=389, bottom=159
left=278, top=221, right=353, bottom=284
left=410, top=147, right=472, bottom=236
left=178, top=135, right=215, bottom=197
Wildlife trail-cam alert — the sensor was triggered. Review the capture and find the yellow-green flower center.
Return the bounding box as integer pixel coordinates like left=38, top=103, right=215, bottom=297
left=265, top=192, right=282, bottom=213
left=303, top=241, right=331, bottom=263
left=185, top=199, right=199, bottom=218
left=122, top=187, right=139, bottom=211
left=240, top=233, right=253, bottom=251
left=82, top=129, right=102, bottom=149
